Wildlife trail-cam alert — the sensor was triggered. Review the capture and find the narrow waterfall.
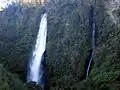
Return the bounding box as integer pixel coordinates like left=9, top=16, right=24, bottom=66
left=86, top=23, right=96, bottom=77
left=86, top=6, right=96, bottom=78
left=27, top=13, right=47, bottom=87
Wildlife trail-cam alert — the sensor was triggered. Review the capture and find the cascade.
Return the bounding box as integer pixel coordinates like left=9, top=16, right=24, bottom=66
left=86, top=5, right=96, bottom=78
left=27, top=13, right=47, bottom=88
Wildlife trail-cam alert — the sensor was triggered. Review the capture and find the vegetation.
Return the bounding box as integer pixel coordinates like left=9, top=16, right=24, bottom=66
left=0, top=64, right=27, bottom=90
left=0, top=0, right=120, bottom=90
left=0, top=4, right=43, bottom=90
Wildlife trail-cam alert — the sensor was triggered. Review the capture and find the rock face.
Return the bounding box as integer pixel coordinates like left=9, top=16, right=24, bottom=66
left=20, top=0, right=47, bottom=5
left=104, top=0, right=120, bottom=25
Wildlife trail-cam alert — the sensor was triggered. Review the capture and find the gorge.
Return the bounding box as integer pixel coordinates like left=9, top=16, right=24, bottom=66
left=0, top=0, right=120, bottom=90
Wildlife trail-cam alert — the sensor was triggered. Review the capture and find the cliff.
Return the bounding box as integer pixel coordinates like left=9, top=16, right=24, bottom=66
left=0, top=0, right=120, bottom=90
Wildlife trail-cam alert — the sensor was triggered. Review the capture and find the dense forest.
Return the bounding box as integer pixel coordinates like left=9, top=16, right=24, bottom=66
left=0, top=0, right=120, bottom=90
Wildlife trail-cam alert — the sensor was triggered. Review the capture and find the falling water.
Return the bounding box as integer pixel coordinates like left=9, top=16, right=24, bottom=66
left=86, top=22, right=96, bottom=77
left=86, top=6, right=96, bottom=78
left=27, top=13, right=47, bottom=87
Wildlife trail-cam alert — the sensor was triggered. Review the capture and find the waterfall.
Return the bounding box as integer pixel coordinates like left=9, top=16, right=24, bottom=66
left=86, top=22, right=96, bottom=77
left=27, top=13, right=47, bottom=87
left=86, top=6, right=96, bottom=78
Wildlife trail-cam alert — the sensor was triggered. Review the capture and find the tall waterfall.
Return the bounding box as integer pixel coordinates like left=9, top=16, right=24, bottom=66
left=86, top=22, right=96, bottom=77
left=86, top=6, right=96, bottom=78
left=27, top=13, right=47, bottom=87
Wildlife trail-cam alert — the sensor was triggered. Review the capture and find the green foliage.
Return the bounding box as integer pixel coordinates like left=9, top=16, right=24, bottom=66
left=89, top=1, right=120, bottom=90
left=47, top=0, right=90, bottom=76
left=0, top=0, right=120, bottom=90
left=0, top=64, right=27, bottom=90
left=0, top=4, right=43, bottom=90
left=0, top=5, right=43, bottom=76
left=46, top=0, right=120, bottom=90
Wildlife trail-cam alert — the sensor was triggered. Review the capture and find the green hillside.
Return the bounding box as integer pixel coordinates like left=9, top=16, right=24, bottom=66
left=0, top=0, right=120, bottom=90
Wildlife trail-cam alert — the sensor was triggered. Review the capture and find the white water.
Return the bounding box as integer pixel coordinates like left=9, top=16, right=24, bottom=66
left=28, top=13, right=47, bottom=84
left=86, top=22, right=96, bottom=77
